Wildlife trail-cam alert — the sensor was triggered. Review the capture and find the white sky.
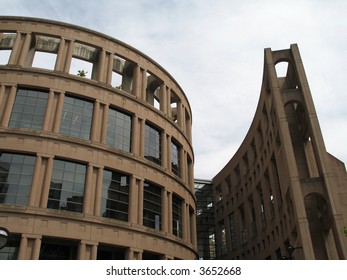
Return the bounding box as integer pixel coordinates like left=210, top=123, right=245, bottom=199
left=1, top=0, right=347, bottom=179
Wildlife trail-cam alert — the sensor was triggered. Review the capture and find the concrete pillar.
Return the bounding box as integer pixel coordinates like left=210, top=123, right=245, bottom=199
left=133, top=65, right=141, bottom=98
left=93, top=167, right=103, bottom=216
left=97, top=49, right=106, bottom=82
left=161, top=131, right=167, bottom=169
left=162, top=189, right=168, bottom=233
left=159, top=84, right=168, bottom=115
left=128, top=176, right=139, bottom=224
left=28, top=155, right=42, bottom=207
left=42, top=90, right=55, bottom=131
left=131, top=115, right=140, bottom=155
left=17, top=236, right=28, bottom=260
left=91, top=100, right=100, bottom=142
left=18, top=32, right=32, bottom=66
left=52, top=91, right=64, bottom=133
left=1, top=85, right=16, bottom=127
left=31, top=237, right=42, bottom=260
left=39, top=157, right=53, bottom=208
left=138, top=179, right=144, bottom=225
left=168, top=191, right=173, bottom=234
left=83, top=164, right=94, bottom=215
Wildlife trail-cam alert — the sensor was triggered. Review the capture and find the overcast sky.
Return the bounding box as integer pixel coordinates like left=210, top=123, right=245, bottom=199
left=1, top=0, right=347, bottom=179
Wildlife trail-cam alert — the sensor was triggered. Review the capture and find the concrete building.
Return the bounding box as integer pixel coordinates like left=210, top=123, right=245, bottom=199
left=0, top=16, right=196, bottom=260
left=208, top=44, right=347, bottom=260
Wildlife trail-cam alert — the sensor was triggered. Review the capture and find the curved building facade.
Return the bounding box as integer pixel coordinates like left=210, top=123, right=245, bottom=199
left=211, top=45, right=347, bottom=260
left=0, top=16, right=196, bottom=260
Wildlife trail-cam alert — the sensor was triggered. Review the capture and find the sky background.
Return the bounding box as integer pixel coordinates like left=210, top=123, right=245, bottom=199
left=1, top=0, right=346, bottom=179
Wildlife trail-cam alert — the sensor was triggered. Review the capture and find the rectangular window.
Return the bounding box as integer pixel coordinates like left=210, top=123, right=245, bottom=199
left=229, top=213, right=237, bottom=250
left=0, top=153, right=36, bottom=206
left=144, top=123, right=161, bottom=165
left=219, top=221, right=227, bottom=255
left=172, top=194, right=183, bottom=238
left=9, top=88, right=48, bottom=130
left=171, top=141, right=180, bottom=176
left=101, top=169, right=129, bottom=221
left=59, top=95, right=93, bottom=140
left=47, top=159, right=86, bottom=213
left=107, top=108, right=132, bottom=152
left=143, top=182, right=161, bottom=230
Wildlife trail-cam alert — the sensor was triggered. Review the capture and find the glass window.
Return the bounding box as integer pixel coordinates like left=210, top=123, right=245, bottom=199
left=101, top=169, right=129, bottom=221
left=0, top=152, right=35, bottom=206
left=0, top=235, right=20, bottom=260
left=143, top=182, right=161, bottom=230
left=107, top=108, right=132, bottom=152
left=59, top=95, right=93, bottom=140
left=144, top=124, right=161, bottom=165
left=172, top=194, right=183, bottom=238
left=9, top=88, right=48, bottom=130
left=47, top=159, right=86, bottom=213
left=171, top=141, right=180, bottom=176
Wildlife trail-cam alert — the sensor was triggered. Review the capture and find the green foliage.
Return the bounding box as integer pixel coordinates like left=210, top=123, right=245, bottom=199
left=77, top=70, right=88, bottom=77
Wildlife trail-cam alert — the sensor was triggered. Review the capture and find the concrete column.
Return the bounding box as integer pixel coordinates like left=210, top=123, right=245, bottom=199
left=28, top=155, right=42, bottom=207
left=0, top=85, right=5, bottom=123
left=138, top=179, right=144, bottom=225
left=63, top=39, right=74, bottom=73
left=97, top=49, right=106, bottom=82
left=179, top=149, right=186, bottom=183
left=167, top=135, right=172, bottom=173
left=177, top=101, right=183, bottom=129
left=91, top=100, right=100, bottom=142
left=42, top=90, right=55, bottom=131
left=138, top=118, right=145, bottom=157
left=162, top=189, right=168, bottom=233
left=17, top=236, right=28, bottom=260
left=168, top=191, right=173, bottom=234
left=100, top=103, right=108, bottom=144
left=106, top=52, right=113, bottom=85
left=54, top=38, right=65, bottom=71
left=190, top=208, right=197, bottom=247
left=133, top=65, right=141, bottom=98
left=52, top=91, right=64, bottom=133
left=39, top=157, right=54, bottom=208
left=18, top=32, right=32, bottom=66
left=83, top=164, right=94, bottom=215
left=91, top=244, right=98, bottom=260
left=159, top=84, right=168, bottom=115
left=32, top=237, right=42, bottom=260
left=182, top=201, right=188, bottom=242
left=8, top=32, right=22, bottom=65
left=131, top=115, right=140, bottom=155
left=161, top=131, right=167, bottom=169
left=93, top=167, right=103, bottom=216
left=77, top=242, right=86, bottom=260
left=128, top=176, right=139, bottom=224
left=141, top=69, right=147, bottom=101
left=1, top=85, right=16, bottom=127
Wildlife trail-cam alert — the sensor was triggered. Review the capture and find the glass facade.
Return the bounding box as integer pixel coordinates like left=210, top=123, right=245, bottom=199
left=47, top=159, right=86, bottom=213
left=171, top=141, right=180, bottom=176
left=9, top=88, right=48, bottom=130
left=144, top=124, right=161, bottom=165
left=101, top=169, right=129, bottom=221
left=107, top=108, right=132, bottom=152
left=0, top=153, right=35, bottom=206
left=143, top=182, right=162, bottom=230
left=172, top=194, right=183, bottom=238
left=59, top=95, right=93, bottom=140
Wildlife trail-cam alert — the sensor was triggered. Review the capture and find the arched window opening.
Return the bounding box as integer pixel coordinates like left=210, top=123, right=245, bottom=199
left=275, top=61, right=289, bottom=78
left=31, top=35, right=59, bottom=70
left=70, top=42, right=97, bottom=79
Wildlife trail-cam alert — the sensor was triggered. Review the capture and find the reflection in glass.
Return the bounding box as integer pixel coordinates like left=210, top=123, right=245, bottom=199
left=143, top=182, right=161, bottom=230
left=0, top=153, right=35, bottom=206
left=107, top=108, right=132, bottom=152
left=101, top=170, right=129, bottom=221
left=144, top=124, right=161, bottom=165
left=59, top=95, right=93, bottom=140
left=9, top=88, right=48, bottom=130
left=47, top=159, right=86, bottom=213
